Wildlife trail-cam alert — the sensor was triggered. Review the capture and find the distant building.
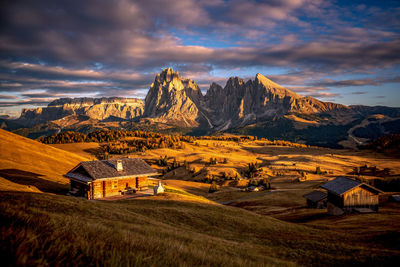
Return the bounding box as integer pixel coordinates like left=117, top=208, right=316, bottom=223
left=303, top=190, right=327, bottom=209
left=153, top=181, right=165, bottom=195
left=321, top=177, right=382, bottom=215
left=65, top=158, right=159, bottom=199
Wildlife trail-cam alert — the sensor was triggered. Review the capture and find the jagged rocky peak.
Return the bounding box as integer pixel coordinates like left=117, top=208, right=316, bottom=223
left=144, top=68, right=205, bottom=127
left=156, top=67, right=179, bottom=82
left=226, top=76, right=245, bottom=88
left=204, top=82, right=223, bottom=98
left=254, top=73, right=298, bottom=98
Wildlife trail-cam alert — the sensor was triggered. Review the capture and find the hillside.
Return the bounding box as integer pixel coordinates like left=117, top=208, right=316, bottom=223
left=0, top=129, right=88, bottom=193
left=1, top=191, right=399, bottom=266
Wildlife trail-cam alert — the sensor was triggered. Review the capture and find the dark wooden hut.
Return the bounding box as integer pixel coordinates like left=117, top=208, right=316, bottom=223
left=65, top=158, right=158, bottom=199
left=303, top=190, right=327, bottom=208
left=321, top=177, right=382, bottom=215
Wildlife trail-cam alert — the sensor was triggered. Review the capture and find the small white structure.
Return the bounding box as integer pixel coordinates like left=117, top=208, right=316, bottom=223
left=116, top=160, right=123, bottom=172
left=153, top=181, right=165, bottom=195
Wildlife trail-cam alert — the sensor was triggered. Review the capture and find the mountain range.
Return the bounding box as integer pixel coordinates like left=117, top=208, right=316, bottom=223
left=2, top=68, right=400, bottom=148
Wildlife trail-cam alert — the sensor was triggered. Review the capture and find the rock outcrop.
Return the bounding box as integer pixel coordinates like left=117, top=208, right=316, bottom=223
left=18, top=97, right=144, bottom=126
left=204, top=73, right=347, bottom=129
left=144, top=68, right=206, bottom=127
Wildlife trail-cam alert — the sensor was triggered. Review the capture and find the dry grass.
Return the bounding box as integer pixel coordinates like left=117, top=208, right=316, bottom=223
left=1, top=191, right=400, bottom=266
left=49, top=142, right=100, bottom=160
left=0, top=129, right=88, bottom=193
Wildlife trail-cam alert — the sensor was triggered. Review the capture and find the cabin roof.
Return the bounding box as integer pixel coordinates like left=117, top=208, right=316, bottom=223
left=321, top=176, right=381, bottom=196
left=303, top=190, right=327, bottom=202
left=321, top=177, right=361, bottom=195
left=65, top=158, right=158, bottom=182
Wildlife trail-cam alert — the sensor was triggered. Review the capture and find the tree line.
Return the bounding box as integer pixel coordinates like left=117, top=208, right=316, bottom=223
left=39, top=130, right=196, bottom=144
left=39, top=130, right=312, bottom=152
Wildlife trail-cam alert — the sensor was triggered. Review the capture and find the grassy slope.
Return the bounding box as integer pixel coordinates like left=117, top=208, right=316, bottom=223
left=1, top=191, right=399, bottom=267
left=0, top=129, right=88, bottom=193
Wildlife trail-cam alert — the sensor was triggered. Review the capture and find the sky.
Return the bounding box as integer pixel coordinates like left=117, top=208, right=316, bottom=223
left=0, top=0, right=399, bottom=117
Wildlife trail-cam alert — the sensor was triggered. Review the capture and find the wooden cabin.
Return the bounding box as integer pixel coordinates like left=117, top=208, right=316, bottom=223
left=303, top=190, right=327, bottom=209
left=321, top=177, right=382, bottom=215
left=64, top=158, right=159, bottom=199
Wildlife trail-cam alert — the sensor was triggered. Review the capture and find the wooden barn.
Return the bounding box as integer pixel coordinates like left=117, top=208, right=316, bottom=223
left=303, top=190, right=327, bottom=209
left=65, top=158, right=159, bottom=199
left=321, top=177, right=382, bottom=215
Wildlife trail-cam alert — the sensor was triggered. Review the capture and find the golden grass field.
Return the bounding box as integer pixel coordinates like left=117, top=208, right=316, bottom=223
left=1, top=129, right=400, bottom=266
left=0, top=129, right=88, bottom=193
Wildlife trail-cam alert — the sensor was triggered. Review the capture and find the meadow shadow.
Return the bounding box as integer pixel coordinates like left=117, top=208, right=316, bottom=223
left=83, top=147, right=104, bottom=159
left=0, top=169, right=68, bottom=194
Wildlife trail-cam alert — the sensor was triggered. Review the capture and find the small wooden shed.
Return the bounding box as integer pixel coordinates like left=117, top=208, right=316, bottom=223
left=321, top=177, right=382, bottom=215
left=65, top=158, right=159, bottom=199
left=303, top=190, right=327, bottom=209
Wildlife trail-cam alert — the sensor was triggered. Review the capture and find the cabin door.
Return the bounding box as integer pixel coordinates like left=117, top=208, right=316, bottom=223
left=136, top=177, right=139, bottom=189
left=102, top=181, right=106, bottom=197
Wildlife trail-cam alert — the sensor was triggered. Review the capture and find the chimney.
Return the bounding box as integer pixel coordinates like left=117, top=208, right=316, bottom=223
left=116, top=160, right=123, bottom=171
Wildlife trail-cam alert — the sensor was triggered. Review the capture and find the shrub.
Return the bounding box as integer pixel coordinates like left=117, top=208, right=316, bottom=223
left=315, top=166, right=321, bottom=175
left=260, top=178, right=271, bottom=189
left=157, top=155, right=168, bottom=166
left=244, top=162, right=261, bottom=178
left=209, top=157, right=217, bottom=165
left=209, top=182, right=219, bottom=193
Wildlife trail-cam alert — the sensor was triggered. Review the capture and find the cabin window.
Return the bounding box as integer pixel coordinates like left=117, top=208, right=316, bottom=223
left=111, top=180, right=118, bottom=189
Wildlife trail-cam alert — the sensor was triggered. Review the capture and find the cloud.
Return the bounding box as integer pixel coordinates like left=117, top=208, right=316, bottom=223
left=311, top=78, right=381, bottom=87
left=0, top=94, right=18, bottom=100
left=351, top=91, right=368, bottom=95
left=286, top=86, right=329, bottom=93
left=304, top=92, right=340, bottom=98
left=0, top=98, right=52, bottom=107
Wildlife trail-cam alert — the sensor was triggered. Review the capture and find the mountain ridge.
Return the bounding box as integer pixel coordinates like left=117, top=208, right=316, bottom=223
left=4, top=68, right=400, bottom=148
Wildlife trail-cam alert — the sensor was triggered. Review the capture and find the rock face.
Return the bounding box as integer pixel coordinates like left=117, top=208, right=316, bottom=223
left=144, top=68, right=206, bottom=127
left=204, top=73, right=347, bottom=129
left=18, top=97, right=144, bottom=126
left=143, top=69, right=348, bottom=129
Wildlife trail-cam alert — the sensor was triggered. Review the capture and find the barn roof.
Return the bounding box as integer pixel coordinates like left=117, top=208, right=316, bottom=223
left=321, top=177, right=361, bottom=195
left=65, top=158, right=158, bottom=182
left=321, top=177, right=381, bottom=196
left=303, top=190, right=327, bottom=202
